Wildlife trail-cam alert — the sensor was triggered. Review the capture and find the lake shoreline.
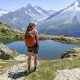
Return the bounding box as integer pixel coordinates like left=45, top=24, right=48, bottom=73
left=39, top=34, right=80, bottom=45
left=5, top=40, right=80, bottom=60
left=0, top=30, right=80, bottom=45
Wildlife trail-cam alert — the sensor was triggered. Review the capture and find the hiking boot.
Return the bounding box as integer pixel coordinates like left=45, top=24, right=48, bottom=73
left=33, top=66, right=37, bottom=71
left=28, top=66, right=30, bottom=72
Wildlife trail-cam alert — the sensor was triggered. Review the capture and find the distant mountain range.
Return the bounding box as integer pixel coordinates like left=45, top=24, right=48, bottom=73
left=0, top=9, right=10, bottom=17
left=0, top=1, right=80, bottom=37
left=0, top=4, right=55, bottom=30
left=37, top=0, right=80, bottom=37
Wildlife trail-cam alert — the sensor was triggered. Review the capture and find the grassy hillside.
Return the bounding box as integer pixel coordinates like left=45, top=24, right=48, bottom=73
left=0, top=23, right=23, bottom=43
left=23, top=58, right=80, bottom=80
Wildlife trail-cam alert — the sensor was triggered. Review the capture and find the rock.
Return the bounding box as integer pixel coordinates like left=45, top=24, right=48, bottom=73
left=0, top=43, right=13, bottom=60
left=61, top=53, right=70, bottom=59
left=0, top=52, right=12, bottom=60
left=61, top=48, right=80, bottom=59
left=0, top=62, right=27, bottom=80
left=0, top=60, right=37, bottom=80
left=55, top=68, right=80, bottom=80
left=14, top=54, right=28, bottom=61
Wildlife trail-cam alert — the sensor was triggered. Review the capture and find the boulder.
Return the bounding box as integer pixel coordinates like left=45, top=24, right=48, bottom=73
left=61, top=48, right=80, bottom=59
left=0, top=43, right=13, bottom=60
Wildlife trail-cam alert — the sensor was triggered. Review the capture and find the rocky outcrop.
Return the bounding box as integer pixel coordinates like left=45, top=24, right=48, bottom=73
left=0, top=43, right=13, bottom=60
left=0, top=62, right=27, bottom=80
left=61, top=48, right=80, bottom=59
left=55, top=68, right=80, bottom=80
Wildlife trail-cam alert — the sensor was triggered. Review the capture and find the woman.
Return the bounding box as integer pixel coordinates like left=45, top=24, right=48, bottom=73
left=23, top=23, right=39, bottom=71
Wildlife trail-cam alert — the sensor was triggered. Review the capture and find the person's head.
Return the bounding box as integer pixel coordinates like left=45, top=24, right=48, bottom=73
left=26, top=23, right=35, bottom=33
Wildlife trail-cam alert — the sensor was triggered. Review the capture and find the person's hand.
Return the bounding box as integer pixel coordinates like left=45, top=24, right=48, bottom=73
left=22, top=34, right=25, bottom=40
left=36, top=43, right=39, bottom=48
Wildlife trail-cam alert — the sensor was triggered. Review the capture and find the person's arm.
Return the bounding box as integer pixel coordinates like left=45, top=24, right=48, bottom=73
left=35, top=31, right=39, bottom=46
left=22, top=33, right=25, bottom=41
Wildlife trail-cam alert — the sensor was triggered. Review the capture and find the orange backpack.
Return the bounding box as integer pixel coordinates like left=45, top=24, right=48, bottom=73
left=24, top=30, right=36, bottom=47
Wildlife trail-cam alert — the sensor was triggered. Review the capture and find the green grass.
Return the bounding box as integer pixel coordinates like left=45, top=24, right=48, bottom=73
left=24, top=58, right=80, bottom=80
left=0, top=23, right=23, bottom=43
left=65, top=49, right=80, bottom=55
left=11, top=50, right=19, bottom=57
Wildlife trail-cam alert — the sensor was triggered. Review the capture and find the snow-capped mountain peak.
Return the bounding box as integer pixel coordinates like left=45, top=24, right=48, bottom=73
left=66, top=0, right=80, bottom=11
left=26, top=3, right=35, bottom=11
left=0, top=4, right=56, bottom=30
left=24, top=4, right=44, bottom=20
left=24, top=4, right=55, bottom=21
left=37, top=0, right=80, bottom=37
left=26, top=3, right=32, bottom=8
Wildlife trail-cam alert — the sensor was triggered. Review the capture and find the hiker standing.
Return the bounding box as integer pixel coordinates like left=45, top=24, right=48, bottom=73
left=23, top=23, right=39, bottom=71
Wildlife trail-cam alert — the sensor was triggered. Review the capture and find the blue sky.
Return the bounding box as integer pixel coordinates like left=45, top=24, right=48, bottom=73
left=0, top=0, right=75, bottom=11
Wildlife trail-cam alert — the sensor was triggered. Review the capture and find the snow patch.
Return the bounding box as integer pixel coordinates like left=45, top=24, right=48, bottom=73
left=65, top=1, right=80, bottom=11
left=13, top=17, right=18, bottom=21
left=35, top=7, right=45, bottom=16
left=0, top=10, right=9, bottom=16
